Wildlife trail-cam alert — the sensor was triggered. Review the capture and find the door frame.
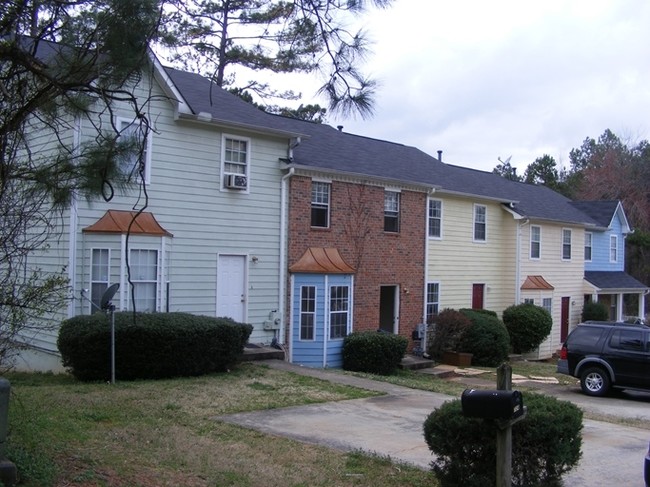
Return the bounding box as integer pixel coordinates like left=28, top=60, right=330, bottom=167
left=216, top=253, right=248, bottom=322
left=379, top=285, right=399, bottom=333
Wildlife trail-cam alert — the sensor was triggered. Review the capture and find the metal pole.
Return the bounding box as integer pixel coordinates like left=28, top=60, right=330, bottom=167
left=110, top=304, right=115, bottom=384
left=496, top=363, right=513, bottom=487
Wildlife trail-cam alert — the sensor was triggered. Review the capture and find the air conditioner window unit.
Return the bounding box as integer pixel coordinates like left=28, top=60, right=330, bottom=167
left=225, top=174, right=247, bottom=189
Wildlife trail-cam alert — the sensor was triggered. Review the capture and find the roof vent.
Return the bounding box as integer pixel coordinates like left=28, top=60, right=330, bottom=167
left=337, top=125, right=343, bottom=132
left=437, top=150, right=443, bottom=161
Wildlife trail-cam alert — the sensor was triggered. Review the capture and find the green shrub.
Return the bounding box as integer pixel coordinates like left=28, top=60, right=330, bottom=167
left=502, top=303, right=553, bottom=354
left=427, top=309, right=472, bottom=360
left=460, top=308, right=498, bottom=318
left=58, top=312, right=253, bottom=381
left=423, top=392, right=583, bottom=487
left=582, top=301, right=609, bottom=321
left=458, top=310, right=510, bottom=366
left=342, top=331, right=408, bottom=375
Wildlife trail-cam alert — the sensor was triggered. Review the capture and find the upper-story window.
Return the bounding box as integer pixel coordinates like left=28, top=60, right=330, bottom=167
left=311, top=181, right=330, bottom=228
left=117, top=117, right=151, bottom=184
left=610, top=235, right=618, bottom=263
left=473, top=204, right=486, bottom=242
left=562, top=229, right=572, bottom=260
left=222, top=135, right=250, bottom=190
left=428, top=199, right=442, bottom=238
left=384, top=190, right=400, bottom=233
left=584, top=232, right=593, bottom=261
left=530, top=225, right=541, bottom=259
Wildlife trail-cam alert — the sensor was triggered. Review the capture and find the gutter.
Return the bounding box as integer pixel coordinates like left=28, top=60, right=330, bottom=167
left=279, top=167, right=295, bottom=347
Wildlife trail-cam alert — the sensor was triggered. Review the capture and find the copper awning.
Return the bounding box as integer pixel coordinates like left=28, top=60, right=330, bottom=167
left=83, top=210, right=172, bottom=236
left=290, top=247, right=355, bottom=274
left=521, top=275, right=554, bottom=290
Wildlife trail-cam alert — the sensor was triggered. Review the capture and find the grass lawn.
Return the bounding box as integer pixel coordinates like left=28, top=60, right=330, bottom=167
left=6, top=363, right=438, bottom=487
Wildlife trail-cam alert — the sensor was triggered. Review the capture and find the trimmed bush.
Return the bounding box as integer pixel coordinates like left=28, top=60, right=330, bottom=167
left=423, top=392, right=583, bottom=487
left=427, top=309, right=472, bottom=360
left=458, top=309, right=510, bottom=366
left=582, top=301, right=609, bottom=321
left=502, top=303, right=553, bottom=354
left=460, top=308, right=498, bottom=318
left=342, top=331, right=408, bottom=375
left=58, top=312, right=253, bottom=381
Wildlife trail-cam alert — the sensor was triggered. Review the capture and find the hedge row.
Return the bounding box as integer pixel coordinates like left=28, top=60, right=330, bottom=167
left=57, top=312, right=253, bottom=381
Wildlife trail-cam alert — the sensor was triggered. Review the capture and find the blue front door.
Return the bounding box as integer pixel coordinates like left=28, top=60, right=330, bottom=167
left=291, top=273, right=352, bottom=368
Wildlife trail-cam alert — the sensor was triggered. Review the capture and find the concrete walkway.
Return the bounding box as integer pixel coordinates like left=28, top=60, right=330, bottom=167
left=216, top=360, right=649, bottom=486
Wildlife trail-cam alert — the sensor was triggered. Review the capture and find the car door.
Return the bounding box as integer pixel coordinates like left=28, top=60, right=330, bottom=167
left=603, top=328, right=647, bottom=388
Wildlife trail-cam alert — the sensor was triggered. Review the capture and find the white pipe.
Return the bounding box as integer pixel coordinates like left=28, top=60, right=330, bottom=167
left=278, top=167, right=295, bottom=346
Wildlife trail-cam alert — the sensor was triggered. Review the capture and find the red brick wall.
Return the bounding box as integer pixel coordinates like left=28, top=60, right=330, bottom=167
left=287, top=176, right=426, bottom=346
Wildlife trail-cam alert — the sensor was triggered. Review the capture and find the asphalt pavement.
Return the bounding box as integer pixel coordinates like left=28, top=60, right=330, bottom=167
left=215, top=359, right=649, bottom=486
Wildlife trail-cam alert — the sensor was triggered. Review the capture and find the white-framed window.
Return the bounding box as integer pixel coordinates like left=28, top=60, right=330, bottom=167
left=221, top=135, right=250, bottom=190
left=524, top=298, right=535, bottom=305
left=311, top=181, right=330, bottom=228
left=329, top=285, right=349, bottom=339
left=129, top=249, right=158, bottom=312
left=428, top=199, right=442, bottom=238
left=473, top=204, right=487, bottom=242
left=530, top=225, right=541, bottom=259
left=426, top=282, right=440, bottom=322
left=116, top=117, right=152, bottom=184
left=542, top=297, right=552, bottom=315
left=562, top=229, right=572, bottom=260
left=90, top=248, right=110, bottom=312
left=584, top=232, right=593, bottom=262
left=610, top=235, right=618, bottom=263
left=300, top=286, right=316, bottom=340
left=384, top=190, right=400, bottom=233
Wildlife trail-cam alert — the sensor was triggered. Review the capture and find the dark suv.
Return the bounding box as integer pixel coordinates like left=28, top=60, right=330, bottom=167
left=557, top=321, right=650, bottom=396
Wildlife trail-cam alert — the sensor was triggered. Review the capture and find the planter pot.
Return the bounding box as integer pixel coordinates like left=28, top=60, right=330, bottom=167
left=442, top=351, right=473, bottom=367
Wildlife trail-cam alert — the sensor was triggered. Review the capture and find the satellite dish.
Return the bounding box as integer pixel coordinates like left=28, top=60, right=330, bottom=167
left=100, top=283, right=120, bottom=310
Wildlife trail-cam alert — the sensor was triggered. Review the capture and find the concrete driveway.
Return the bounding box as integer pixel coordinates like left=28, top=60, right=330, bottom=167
left=216, top=360, right=649, bottom=486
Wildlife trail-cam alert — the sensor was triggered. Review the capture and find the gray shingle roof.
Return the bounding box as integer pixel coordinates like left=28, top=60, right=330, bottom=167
left=570, top=201, right=620, bottom=228
left=164, top=66, right=601, bottom=227
left=585, top=271, right=649, bottom=291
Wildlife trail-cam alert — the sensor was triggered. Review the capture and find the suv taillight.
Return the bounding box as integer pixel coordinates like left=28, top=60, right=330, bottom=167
left=559, top=345, right=568, bottom=360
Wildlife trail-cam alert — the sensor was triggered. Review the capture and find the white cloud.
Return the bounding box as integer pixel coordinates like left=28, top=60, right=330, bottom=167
left=307, top=0, right=650, bottom=173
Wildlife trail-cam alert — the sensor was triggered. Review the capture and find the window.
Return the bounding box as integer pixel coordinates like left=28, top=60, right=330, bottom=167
left=384, top=191, right=400, bottom=232
left=222, top=135, right=250, bottom=189
left=473, top=205, right=486, bottom=241
left=329, top=286, right=349, bottom=339
left=428, top=199, right=442, bottom=238
left=129, top=249, right=158, bottom=312
left=524, top=298, right=535, bottom=305
left=91, top=249, right=110, bottom=312
left=609, top=330, right=643, bottom=351
left=530, top=225, right=541, bottom=259
left=562, top=229, right=572, bottom=260
left=117, top=118, right=151, bottom=183
left=584, top=232, right=593, bottom=261
left=542, top=297, right=552, bottom=315
left=610, top=235, right=618, bottom=263
left=300, top=286, right=316, bottom=340
left=426, top=282, right=440, bottom=322
left=311, top=182, right=330, bottom=228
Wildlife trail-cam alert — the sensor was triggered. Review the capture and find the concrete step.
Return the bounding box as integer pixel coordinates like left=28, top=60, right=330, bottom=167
left=243, top=343, right=285, bottom=361
left=400, top=354, right=435, bottom=371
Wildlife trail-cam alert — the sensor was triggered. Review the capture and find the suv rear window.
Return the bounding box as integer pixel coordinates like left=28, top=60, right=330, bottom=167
left=567, top=326, right=606, bottom=348
left=608, top=329, right=645, bottom=351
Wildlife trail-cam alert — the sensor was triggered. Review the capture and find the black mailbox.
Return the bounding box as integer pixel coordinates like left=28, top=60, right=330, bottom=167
left=461, top=389, right=524, bottom=420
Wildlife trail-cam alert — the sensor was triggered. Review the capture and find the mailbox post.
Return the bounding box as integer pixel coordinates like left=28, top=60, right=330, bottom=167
left=460, top=363, right=526, bottom=487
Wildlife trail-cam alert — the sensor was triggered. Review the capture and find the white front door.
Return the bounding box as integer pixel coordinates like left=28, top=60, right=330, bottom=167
left=217, top=254, right=246, bottom=322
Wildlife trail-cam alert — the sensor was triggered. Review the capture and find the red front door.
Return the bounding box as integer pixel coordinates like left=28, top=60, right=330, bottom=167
left=472, top=284, right=485, bottom=310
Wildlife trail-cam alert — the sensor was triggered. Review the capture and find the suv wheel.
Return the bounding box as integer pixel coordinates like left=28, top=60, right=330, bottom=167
left=580, top=366, right=610, bottom=396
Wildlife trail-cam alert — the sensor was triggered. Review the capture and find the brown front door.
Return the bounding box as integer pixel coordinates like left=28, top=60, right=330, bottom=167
left=472, top=284, right=485, bottom=310
left=561, top=297, right=570, bottom=342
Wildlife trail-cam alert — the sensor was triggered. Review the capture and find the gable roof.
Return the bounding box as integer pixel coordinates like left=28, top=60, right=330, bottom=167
left=162, top=64, right=601, bottom=227
left=570, top=200, right=631, bottom=232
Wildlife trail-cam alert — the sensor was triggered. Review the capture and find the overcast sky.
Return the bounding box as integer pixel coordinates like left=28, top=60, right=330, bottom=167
left=293, top=0, right=650, bottom=174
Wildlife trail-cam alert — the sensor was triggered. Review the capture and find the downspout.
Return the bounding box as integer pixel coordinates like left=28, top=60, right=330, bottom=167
left=515, top=218, right=530, bottom=304
left=279, top=167, right=295, bottom=346
left=67, top=115, right=82, bottom=318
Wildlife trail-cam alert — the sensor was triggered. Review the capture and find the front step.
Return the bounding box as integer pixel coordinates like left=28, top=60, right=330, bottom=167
left=400, top=354, right=435, bottom=370
left=243, top=343, right=285, bottom=361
